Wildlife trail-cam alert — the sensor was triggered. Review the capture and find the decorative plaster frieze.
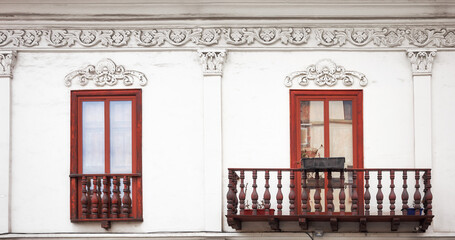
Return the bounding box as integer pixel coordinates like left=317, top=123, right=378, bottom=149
left=198, top=49, right=226, bottom=76
left=64, top=58, right=147, bottom=87
left=1, top=27, right=455, bottom=49
left=407, top=49, right=437, bottom=76
left=284, top=59, right=368, bottom=87
left=0, top=51, right=17, bottom=77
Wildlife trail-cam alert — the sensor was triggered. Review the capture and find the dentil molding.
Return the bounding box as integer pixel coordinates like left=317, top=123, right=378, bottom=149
left=1, top=27, right=455, bottom=49
left=64, top=58, right=148, bottom=87
left=0, top=51, right=16, bottom=77
left=198, top=49, right=226, bottom=76
left=407, top=49, right=437, bottom=76
left=284, top=59, right=368, bottom=87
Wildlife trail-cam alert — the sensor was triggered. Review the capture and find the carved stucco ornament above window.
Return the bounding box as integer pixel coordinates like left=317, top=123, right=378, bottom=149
left=284, top=59, right=368, bottom=87
left=64, top=58, right=148, bottom=87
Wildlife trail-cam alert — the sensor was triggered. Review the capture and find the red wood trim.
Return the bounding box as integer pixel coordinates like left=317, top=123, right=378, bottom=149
left=323, top=100, right=330, bottom=158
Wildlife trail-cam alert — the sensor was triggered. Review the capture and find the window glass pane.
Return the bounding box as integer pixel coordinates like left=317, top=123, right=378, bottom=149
left=82, top=101, right=105, bottom=174
left=329, top=100, right=353, bottom=212
left=329, top=100, right=353, bottom=167
left=300, top=101, right=324, bottom=158
left=110, top=101, right=132, bottom=173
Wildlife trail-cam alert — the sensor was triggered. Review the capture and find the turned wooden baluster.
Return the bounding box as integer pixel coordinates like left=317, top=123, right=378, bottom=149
left=401, top=171, right=409, bottom=215
left=352, top=171, right=358, bottom=215
left=120, top=176, right=131, bottom=218
left=314, top=171, right=322, bottom=214
left=276, top=170, right=283, bottom=215
left=424, top=170, right=432, bottom=215
left=264, top=170, right=271, bottom=215
left=377, top=170, right=383, bottom=216
left=233, top=173, right=238, bottom=214
left=289, top=171, right=296, bottom=215
left=238, top=170, right=245, bottom=215
left=226, top=170, right=235, bottom=215
left=364, top=170, right=371, bottom=216
left=101, top=176, right=110, bottom=218
left=111, top=176, right=121, bottom=218
left=81, top=176, right=89, bottom=219
left=389, top=170, right=396, bottom=216
left=90, top=176, right=101, bottom=218
left=414, top=170, right=421, bottom=215
left=339, top=170, right=346, bottom=215
left=327, top=171, right=333, bottom=214
left=302, top=170, right=308, bottom=213
left=251, top=170, right=258, bottom=215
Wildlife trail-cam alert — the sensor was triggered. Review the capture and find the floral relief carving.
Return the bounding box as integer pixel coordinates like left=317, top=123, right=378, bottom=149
left=0, top=51, right=17, bottom=77
left=407, top=50, right=437, bottom=75
left=284, top=59, right=368, bottom=87
left=64, top=58, right=148, bottom=87
left=198, top=49, right=226, bottom=76
left=223, top=27, right=310, bottom=45
left=45, top=30, right=131, bottom=47
left=134, top=28, right=221, bottom=46
left=0, top=27, right=454, bottom=48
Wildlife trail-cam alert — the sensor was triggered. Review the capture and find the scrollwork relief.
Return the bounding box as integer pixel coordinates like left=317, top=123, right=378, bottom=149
left=64, top=58, right=147, bottom=87
left=284, top=59, right=368, bottom=87
left=0, top=27, right=455, bottom=48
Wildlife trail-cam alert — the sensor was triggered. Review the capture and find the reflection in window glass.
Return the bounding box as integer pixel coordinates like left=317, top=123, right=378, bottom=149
left=300, top=101, right=324, bottom=158
left=82, top=101, right=105, bottom=174
left=110, top=101, right=132, bottom=173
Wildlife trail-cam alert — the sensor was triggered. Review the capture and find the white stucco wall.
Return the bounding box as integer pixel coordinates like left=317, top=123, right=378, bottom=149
left=4, top=48, right=455, bottom=235
left=10, top=51, right=205, bottom=232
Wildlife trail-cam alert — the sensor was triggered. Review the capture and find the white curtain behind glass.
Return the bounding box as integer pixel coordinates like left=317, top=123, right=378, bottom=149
left=110, top=101, right=132, bottom=173
left=82, top=101, right=105, bottom=174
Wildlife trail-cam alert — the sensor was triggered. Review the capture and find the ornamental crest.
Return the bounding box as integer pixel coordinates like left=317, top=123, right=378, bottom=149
left=284, top=59, right=368, bottom=87
left=64, top=58, right=147, bottom=87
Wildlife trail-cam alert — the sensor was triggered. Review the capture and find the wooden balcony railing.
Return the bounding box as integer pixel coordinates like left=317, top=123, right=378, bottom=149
left=226, top=168, right=433, bottom=232
left=70, top=173, right=142, bottom=229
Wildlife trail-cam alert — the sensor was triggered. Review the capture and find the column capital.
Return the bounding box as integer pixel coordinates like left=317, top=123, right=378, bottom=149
left=198, top=49, right=227, bottom=77
left=407, top=49, right=437, bottom=76
left=0, top=51, right=17, bottom=78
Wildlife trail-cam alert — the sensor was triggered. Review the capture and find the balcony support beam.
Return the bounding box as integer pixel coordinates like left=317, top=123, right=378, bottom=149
left=268, top=217, right=280, bottom=231
left=391, top=217, right=400, bottom=231
left=299, top=217, right=308, bottom=230
left=359, top=217, right=367, bottom=232
left=0, top=51, right=16, bottom=234
left=198, top=49, right=227, bottom=232
left=330, top=217, right=338, bottom=231
left=407, top=49, right=436, bottom=169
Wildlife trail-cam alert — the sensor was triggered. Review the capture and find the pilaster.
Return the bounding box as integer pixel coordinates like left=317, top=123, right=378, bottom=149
left=0, top=50, right=16, bottom=233
left=407, top=49, right=436, bottom=168
left=198, top=49, right=226, bottom=232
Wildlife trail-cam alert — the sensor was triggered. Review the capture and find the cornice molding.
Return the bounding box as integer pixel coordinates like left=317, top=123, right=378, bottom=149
left=407, top=49, right=437, bottom=76
left=198, top=49, right=226, bottom=76
left=0, top=50, right=17, bottom=78
left=284, top=59, right=368, bottom=87
left=2, top=27, right=455, bottom=49
left=64, top=58, right=148, bottom=87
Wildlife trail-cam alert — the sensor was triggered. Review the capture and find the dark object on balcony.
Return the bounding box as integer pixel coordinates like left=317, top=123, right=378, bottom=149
left=405, top=208, right=423, bottom=215
left=302, top=157, right=345, bottom=170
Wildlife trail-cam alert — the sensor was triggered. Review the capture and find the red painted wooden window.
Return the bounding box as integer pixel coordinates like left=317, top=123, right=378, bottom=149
left=290, top=90, right=364, bottom=214
left=70, top=89, right=142, bottom=222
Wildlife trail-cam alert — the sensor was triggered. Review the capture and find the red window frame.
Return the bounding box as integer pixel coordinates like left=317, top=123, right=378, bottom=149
left=290, top=89, right=364, bottom=214
left=70, top=89, right=142, bottom=222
